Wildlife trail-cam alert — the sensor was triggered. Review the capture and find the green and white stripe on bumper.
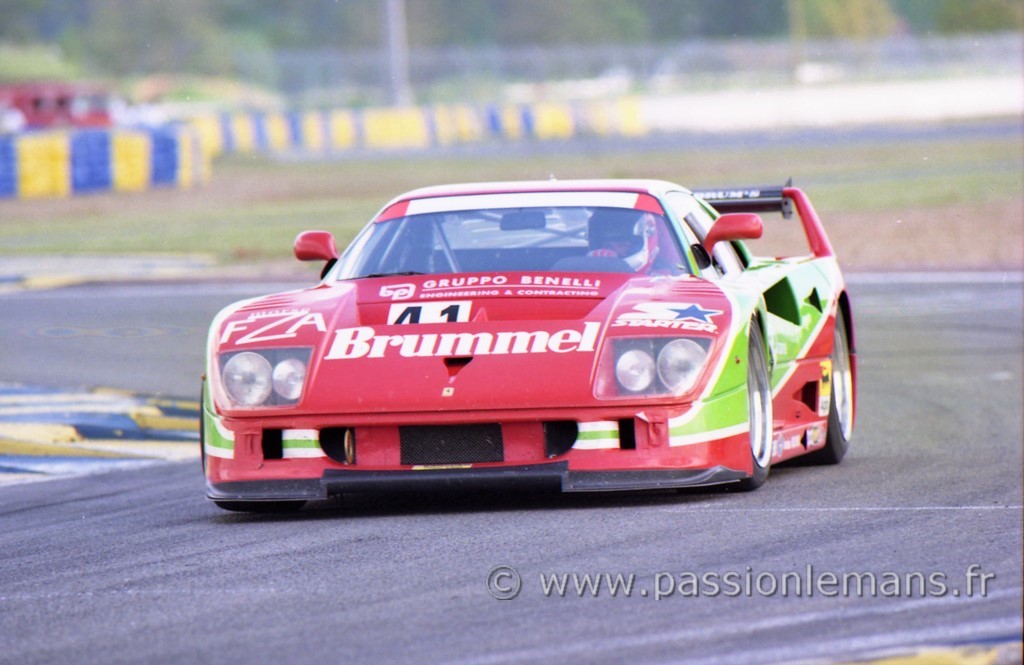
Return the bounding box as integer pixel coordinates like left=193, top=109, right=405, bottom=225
left=282, top=429, right=326, bottom=458
left=572, top=421, right=621, bottom=450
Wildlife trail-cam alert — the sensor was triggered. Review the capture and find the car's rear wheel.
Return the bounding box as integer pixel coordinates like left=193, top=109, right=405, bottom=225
left=213, top=500, right=306, bottom=514
left=736, top=320, right=773, bottom=491
left=804, top=307, right=853, bottom=464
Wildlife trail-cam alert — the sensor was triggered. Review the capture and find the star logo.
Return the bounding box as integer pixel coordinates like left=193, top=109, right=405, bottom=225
left=669, top=304, right=721, bottom=323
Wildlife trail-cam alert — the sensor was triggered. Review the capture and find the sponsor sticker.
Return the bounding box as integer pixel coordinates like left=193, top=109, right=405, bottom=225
left=388, top=301, right=472, bottom=325
left=381, top=275, right=604, bottom=301
left=819, top=359, right=832, bottom=417
left=774, top=432, right=803, bottom=457
left=612, top=302, right=722, bottom=333
left=380, top=283, right=417, bottom=301
left=220, top=309, right=327, bottom=345
left=422, top=275, right=509, bottom=290
left=325, top=322, right=601, bottom=360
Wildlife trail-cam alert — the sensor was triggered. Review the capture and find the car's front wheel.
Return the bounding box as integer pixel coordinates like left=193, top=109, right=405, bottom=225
left=736, top=320, right=773, bottom=491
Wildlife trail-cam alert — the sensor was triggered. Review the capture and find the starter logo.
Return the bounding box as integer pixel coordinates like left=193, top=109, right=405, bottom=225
left=612, top=302, right=722, bottom=332
left=326, top=322, right=600, bottom=359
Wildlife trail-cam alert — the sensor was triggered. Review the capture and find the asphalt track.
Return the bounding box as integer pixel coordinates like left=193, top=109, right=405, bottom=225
left=0, top=276, right=1021, bottom=664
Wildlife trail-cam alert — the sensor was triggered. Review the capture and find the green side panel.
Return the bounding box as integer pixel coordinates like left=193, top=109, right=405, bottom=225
left=202, top=394, right=234, bottom=454
left=670, top=382, right=748, bottom=438
left=708, top=323, right=750, bottom=397
left=764, top=278, right=801, bottom=326
left=741, top=257, right=839, bottom=391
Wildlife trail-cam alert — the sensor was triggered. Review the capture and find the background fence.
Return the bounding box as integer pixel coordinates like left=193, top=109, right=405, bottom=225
left=254, top=33, right=1023, bottom=106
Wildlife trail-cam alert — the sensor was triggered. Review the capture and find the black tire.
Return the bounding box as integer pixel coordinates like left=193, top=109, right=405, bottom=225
left=736, top=320, right=773, bottom=491
left=199, top=381, right=207, bottom=474
left=213, top=500, right=306, bottom=514
left=804, top=307, right=854, bottom=465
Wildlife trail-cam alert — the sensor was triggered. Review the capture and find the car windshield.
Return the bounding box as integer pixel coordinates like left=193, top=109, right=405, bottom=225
left=334, top=204, right=689, bottom=279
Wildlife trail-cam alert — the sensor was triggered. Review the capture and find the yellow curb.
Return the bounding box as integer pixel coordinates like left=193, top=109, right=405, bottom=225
left=129, top=411, right=198, bottom=432
left=91, top=386, right=137, bottom=397
left=19, top=275, right=93, bottom=290
left=0, top=438, right=133, bottom=458
left=841, top=643, right=1017, bottom=665
left=0, top=423, right=82, bottom=444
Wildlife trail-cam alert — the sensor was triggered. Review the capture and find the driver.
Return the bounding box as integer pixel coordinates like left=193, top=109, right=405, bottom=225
left=587, top=208, right=661, bottom=273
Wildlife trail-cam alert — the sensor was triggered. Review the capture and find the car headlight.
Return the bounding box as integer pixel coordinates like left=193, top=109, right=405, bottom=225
left=596, top=337, right=711, bottom=399
left=615, top=349, right=656, bottom=392
left=223, top=352, right=274, bottom=407
left=219, top=348, right=311, bottom=408
left=272, top=357, right=307, bottom=401
left=656, top=339, right=706, bottom=394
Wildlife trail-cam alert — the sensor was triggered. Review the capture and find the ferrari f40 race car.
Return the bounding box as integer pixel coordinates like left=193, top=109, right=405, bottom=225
left=202, top=180, right=855, bottom=511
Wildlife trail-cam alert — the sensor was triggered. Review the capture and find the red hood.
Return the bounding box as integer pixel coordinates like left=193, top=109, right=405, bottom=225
left=211, top=272, right=733, bottom=415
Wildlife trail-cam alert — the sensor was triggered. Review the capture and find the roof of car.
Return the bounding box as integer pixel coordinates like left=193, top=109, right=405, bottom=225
left=387, top=179, right=690, bottom=204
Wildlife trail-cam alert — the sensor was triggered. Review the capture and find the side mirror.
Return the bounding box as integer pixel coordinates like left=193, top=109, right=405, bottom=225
left=690, top=243, right=712, bottom=270
left=294, top=230, right=339, bottom=262
left=703, top=213, right=763, bottom=255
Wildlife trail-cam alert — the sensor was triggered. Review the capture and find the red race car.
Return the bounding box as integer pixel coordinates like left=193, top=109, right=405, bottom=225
left=202, top=179, right=855, bottom=512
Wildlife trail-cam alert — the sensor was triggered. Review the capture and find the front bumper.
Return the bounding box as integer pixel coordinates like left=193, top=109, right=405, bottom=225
left=206, top=462, right=747, bottom=502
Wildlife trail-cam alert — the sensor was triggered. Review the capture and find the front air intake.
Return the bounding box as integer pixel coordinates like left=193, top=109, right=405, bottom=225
left=543, top=421, right=579, bottom=458
left=399, top=424, right=504, bottom=465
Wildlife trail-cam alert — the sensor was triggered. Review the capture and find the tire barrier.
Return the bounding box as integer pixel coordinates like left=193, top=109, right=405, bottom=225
left=0, top=125, right=210, bottom=199
left=189, top=97, right=646, bottom=157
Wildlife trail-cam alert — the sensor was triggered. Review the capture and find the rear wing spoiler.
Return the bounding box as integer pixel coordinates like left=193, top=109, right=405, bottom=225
left=691, top=184, right=834, bottom=258
left=690, top=187, right=794, bottom=219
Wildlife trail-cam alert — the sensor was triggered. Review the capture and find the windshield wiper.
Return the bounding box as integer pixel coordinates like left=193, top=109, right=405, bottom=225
left=361, top=271, right=425, bottom=278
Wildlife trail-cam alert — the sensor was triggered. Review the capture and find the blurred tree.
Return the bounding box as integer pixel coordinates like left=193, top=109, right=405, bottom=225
left=641, top=0, right=789, bottom=38
left=888, top=0, right=943, bottom=32
left=0, top=0, right=51, bottom=42
left=934, top=0, right=1024, bottom=32
left=801, top=0, right=899, bottom=39
left=490, top=0, right=649, bottom=45
left=283, top=1, right=380, bottom=49
left=4, top=0, right=1020, bottom=85
left=68, top=0, right=234, bottom=76
left=406, top=0, right=502, bottom=47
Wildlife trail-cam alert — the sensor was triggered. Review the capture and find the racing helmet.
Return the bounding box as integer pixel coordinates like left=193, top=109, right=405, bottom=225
left=587, top=208, right=659, bottom=271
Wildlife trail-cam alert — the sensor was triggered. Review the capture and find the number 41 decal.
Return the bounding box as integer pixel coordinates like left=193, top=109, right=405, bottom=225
left=387, top=301, right=472, bottom=325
